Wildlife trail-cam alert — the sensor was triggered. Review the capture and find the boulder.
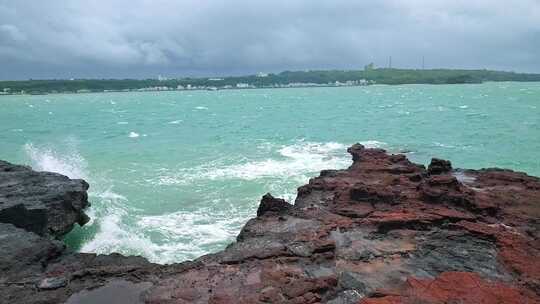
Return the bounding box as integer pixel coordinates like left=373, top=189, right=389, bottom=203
left=0, top=160, right=90, bottom=237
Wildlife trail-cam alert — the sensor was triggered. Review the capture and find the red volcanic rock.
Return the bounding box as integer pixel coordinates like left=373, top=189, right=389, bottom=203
left=1, top=144, right=539, bottom=303
left=360, top=271, right=538, bottom=304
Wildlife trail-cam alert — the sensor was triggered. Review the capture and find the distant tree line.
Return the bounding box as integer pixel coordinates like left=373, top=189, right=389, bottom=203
left=1, top=68, right=539, bottom=95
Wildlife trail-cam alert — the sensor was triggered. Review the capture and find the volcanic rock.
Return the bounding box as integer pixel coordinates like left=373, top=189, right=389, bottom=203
left=257, top=193, right=292, bottom=216
left=1, top=145, right=539, bottom=304
left=427, top=157, right=452, bottom=175
left=0, top=160, right=90, bottom=237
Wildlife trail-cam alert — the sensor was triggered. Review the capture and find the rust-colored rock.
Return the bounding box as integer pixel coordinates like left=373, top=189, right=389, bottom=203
left=360, top=272, right=539, bottom=304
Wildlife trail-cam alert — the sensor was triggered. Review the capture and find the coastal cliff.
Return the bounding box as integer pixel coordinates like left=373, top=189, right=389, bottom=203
left=1, top=145, right=539, bottom=303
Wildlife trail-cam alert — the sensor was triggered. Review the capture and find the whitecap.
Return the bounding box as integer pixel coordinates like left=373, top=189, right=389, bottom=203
left=117, top=121, right=129, bottom=125
left=433, top=142, right=455, bottom=149
left=359, top=140, right=386, bottom=149
left=195, top=106, right=208, bottom=110
left=168, top=120, right=183, bottom=124
left=128, top=132, right=140, bottom=138
left=459, top=105, right=469, bottom=109
left=23, top=143, right=87, bottom=179
left=137, top=209, right=245, bottom=263
left=80, top=211, right=161, bottom=262
left=153, top=140, right=385, bottom=185
left=22, top=142, right=164, bottom=261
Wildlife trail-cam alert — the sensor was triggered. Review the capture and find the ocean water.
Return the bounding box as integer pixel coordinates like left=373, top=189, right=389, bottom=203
left=1, top=82, right=539, bottom=264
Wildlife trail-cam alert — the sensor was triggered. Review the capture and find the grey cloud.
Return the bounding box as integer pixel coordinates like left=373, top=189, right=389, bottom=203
left=0, top=0, right=539, bottom=79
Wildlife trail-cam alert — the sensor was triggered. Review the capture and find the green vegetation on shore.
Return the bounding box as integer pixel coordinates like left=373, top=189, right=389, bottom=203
left=1, top=68, right=540, bottom=95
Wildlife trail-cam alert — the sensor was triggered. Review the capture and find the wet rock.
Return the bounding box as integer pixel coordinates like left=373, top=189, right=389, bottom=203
left=65, top=280, right=153, bottom=304
left=0, top=160, right=89, bottom=237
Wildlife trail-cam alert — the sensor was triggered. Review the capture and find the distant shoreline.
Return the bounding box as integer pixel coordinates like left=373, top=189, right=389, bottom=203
left=1, top=68, right=540, bottom=96
left=1, top=81, right=539, bottom=98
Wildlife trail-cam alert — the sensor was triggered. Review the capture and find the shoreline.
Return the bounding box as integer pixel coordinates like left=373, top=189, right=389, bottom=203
left=1, top=80, right=539, bottom=98
left=3, top=67, right=540, bottom=96
left=1, top=145, right=539, bottom=303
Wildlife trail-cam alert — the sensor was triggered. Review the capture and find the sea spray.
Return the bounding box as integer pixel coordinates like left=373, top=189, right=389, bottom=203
left=24, top=143, right=87, bottom=179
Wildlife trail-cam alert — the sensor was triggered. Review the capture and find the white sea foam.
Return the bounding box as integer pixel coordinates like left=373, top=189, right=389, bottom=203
left=154, top=140, right=384, bottom=186
left=433, top=142, right=455, bottom=149
left=117, top=121, right=129, bottom=125
left=129, top=131, right=140, bottom=138
left=23, top=139, right=386, bottom=264
left=23, top=142, right=155, bottom=260
left=81, top=195, right=246, bottom=263
left=459, top=105, right=469, bottom=109
left=24, top=143, right=87, bottom=179
left=137, top=209, right=246, bottom=263
left=168, top=120, right=183, bottom=124
left=195, top=106, right=208, bottom=110
left=80, top=210, right=161, bottom=261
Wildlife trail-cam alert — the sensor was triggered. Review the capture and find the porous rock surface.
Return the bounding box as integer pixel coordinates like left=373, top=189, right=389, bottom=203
left=1, top=145, right=539, bottom=304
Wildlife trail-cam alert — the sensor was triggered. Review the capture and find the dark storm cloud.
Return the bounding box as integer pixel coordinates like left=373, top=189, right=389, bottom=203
left=0, top=0, right=539, bottom=79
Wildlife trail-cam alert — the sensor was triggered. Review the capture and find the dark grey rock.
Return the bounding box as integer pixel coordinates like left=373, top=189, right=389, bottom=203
left=428, top=158, right=452, bottom=175
left=0, top=160, right=90, bottom=237
left=338, top=271, right=369, bottom=294
left=409, top=230, right=511, bottom=281
left=256, top=193, right=292, bottom=216
left=0, top=223, right=64, bottom=275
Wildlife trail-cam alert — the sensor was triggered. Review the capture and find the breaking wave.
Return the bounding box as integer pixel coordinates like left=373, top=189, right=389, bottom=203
left=22, top=139, right=385, bottom=264
left=155, top=140, right=385, bottom=186
left=24, top=143, right=88, bottom=179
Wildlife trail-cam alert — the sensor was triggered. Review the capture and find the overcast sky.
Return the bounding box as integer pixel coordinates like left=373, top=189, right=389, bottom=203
left=0, top=0, right=539, bottom=80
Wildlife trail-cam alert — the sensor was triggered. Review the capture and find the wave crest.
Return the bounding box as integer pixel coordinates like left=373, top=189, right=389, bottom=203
left=24, top=143, right=87, bottom=179
left=155, top=140, right=384, bottom=186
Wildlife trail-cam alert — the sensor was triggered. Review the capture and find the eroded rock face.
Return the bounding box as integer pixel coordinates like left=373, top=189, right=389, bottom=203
left=1, top=146, right=539, bottom=304
left=0, top=160, right=90, bottom=237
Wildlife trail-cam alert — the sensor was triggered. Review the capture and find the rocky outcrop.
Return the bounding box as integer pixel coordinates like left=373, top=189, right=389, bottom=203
left=0, top=160, right=89, bottom=237
left=1, top=146, right=539, bottom=303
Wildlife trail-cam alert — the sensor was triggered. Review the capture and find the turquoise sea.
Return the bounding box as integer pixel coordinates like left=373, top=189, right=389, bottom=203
left=1, top=82, right=539, bottom=264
